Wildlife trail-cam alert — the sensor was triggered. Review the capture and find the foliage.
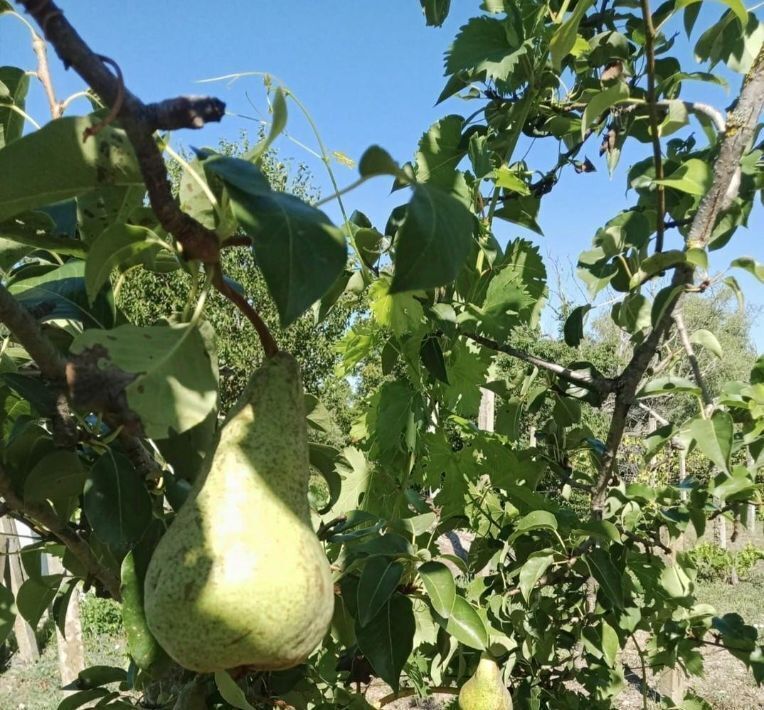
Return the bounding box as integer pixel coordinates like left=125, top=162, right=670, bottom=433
left=0, top=1, right=763, bottom=709
left=79, top=594, right=124, bottom=638
left=690, top=541, right=764, bottom=582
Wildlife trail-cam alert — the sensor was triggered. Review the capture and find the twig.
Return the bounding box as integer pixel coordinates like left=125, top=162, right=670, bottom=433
left=462, top=332, right=616, bottom=394
left=673, top=309, right=714, bottom=412
left=211, top=268, right=279, bottom=357
left=30, top=18, right=61, bottom=117
left=639, top=0, right=666, bottom=253
left=0, top=461, right=122, bottom=599
left=19, top=0, right=224, bottom=264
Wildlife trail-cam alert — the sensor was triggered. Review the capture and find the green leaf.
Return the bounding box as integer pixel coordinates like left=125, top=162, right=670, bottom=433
left=638, top=376, right=701, bottom=398
left=446, top=17, right=525, bottom=85
left=731, top=256, right=764, bottom=283
left=85, top=223, right=172, bottom=302
left=689, top=329, right=723, bottom=358
left=690, top=411, right=733, bottom=472
left=214, top=671, right=256, bottom=710
left=418, top=561, right=456, bottom=618
left=661, top=563, right=692, bottom=598
left=550, top=0, right=595, bottom=70
left=674, top=0, right=747, bottom=26
left=0, top=583, right=15, bottom=645
left=0, top=66, right=30, bottom=148
left=519, top=553, right=554, bottom=602
left=245, top=86, right=287, bottom=164
left=356, top=594, right=415, bottom=692
left=420, top=335, right=449, bottom=383
left=356, top=557, right=405, bottom=627
left=513, top=510, right=557, bottom=537
left=436, top=595, right=488, bottom=650
left=654, top=158, right=712, bottom=195
left=712, top=468, right=756, bottom=502
left=390, top=184, right=473, bottom=293
left=0, top=116, right=143, bottom=222
left=564, top=304, right=592, bottom=347
left=492, top=166, right=530, bottom=195
left=83, top=451, right=153, bottom=551
left=586, top=548, right=625, bottom=609
left=420, top=0, right=451, bottom=26
left=71, top=321, right=218, bottom=439
left=77, top=184, right=146, bottom=245
left=601, top=620, right=619, bottom=667
left=359, top=146, right=400, bottom=178
left=369, top=278, right=424, bottom=336
left=414, top=115, right=466, bottom=191
left=16, top=574, right=63, bottom=629
left=206, top=156, right=347, bottom=326
left=57, top=688, right=112, bottom=710
left=23, top=449, right=86, bottom=515
left=582, top=82, right=629, bottom=139
left=74, top=665, right=128, bottom=689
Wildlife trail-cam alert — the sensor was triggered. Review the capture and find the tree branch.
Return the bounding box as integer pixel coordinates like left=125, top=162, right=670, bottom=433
left=0, top=462, right=122, bottom=600
left=640, top=0, right=666, bottom=253
left=673, top=308, right=714, bottom=410
left=590, top=49, right=764, bottom=514
left=19, top=0, right=224, bottom=264
left=462, top=331, right=616, bottom=394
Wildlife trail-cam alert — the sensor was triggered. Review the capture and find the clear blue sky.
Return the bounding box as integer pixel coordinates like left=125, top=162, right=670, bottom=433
left=2, top=1, right=762, bottom=350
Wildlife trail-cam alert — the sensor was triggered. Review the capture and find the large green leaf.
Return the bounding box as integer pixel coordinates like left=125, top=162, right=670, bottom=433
left=445, top=16, right=526, bottom=85
left=0, top=66, right=30, bottom=148
left=690, top=411, right=733, bottom=472
left=581, top=82, right=629, bottom=139
left=356, top=594, right=415, bottom=692
left=414, top=115, right=466, bottom=189
left=16, top=574, right=63, bottom=629
left=390, top=184, right=474, bottom=293
left=586, top=548, right=625, bottom=609
left=76, top=185, right=146, bottom=244
left=519, top=552, right=554, bottom=602
left=419, top=561, right=456, bottom=618
left=85, top=223, right=174, bottom=302
left=654, top=158, right=712, bottom=195
left=356, top=557, right=405, bottom=627
left=436, top=595, right=489, bottom=649
left=214, top=671, right=257, bottom=710
left=420, top=0, right=451, bottom=26
left=550, top=0, right=595, bottom=70
left=23, top=449, right=86, bottom=516
left=0, top=115, right=143, bottom=222
left=71, top=322, right=218, bottom=439
left=83, top=451, right=153, bottom=551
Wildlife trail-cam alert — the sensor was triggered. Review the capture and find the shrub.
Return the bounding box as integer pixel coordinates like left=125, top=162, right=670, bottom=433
left=690, top=542, right=764, bottom=583
left=79, top=594, right=124, bottom=638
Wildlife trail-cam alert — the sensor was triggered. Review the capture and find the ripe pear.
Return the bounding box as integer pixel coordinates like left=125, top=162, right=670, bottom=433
left=458, top=656, right=513, bottom=710
left=144, top=352, right=334, bottom=672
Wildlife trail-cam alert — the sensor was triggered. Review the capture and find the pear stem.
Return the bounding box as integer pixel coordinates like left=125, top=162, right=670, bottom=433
left=211, top=266, right=279, bottom=357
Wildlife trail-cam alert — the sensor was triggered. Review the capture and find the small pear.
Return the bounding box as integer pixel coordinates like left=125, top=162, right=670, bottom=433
left=458, top=656, right=513, bottom=710
left=144, top=352, right=334, bottom=672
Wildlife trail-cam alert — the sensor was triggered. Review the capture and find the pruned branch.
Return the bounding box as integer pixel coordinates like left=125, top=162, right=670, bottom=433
left=19, top=0, right=224, bottom=265
left=462, top=331, right=616, bottom=394
left=0, top=462, right=122, bottom=600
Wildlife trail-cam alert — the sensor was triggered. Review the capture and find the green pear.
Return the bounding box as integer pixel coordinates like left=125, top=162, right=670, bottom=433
left=144, top=352, right=334, bottom=672
left=458, top=656, right=513, bottom=710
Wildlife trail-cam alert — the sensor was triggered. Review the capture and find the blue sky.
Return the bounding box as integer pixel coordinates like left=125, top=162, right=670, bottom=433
left=2, top=1, right=762, bottom=349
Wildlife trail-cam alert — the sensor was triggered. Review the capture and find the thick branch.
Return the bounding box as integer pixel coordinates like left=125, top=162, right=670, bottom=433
left=591, top=48, right=764, bottom=513
left=19, top=0, right=223, bottom=264
left=0, top=282, right=67, bottom=380
left=687, top=47, right=764, bottom=249
left=462, top=332, right=616, bottom=394
left=0, top=463, right=122, bottom=599
left=640, top=0, right=666, bottom=253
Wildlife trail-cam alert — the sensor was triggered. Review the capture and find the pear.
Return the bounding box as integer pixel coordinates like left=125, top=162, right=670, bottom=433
left=144, top=352, right=334, bottom=672
left=458, top=656, right=513, bottom=710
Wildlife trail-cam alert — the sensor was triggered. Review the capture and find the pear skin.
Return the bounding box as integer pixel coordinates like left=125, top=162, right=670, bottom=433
left=144, top=352, right=334, bottom=672
left=458, top=656, right=513, bottom=710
